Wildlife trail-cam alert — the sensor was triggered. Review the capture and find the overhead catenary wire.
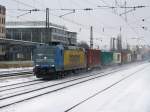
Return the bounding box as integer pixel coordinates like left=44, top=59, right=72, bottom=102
left=100, top=1, right=147, bottom=34
left=97, top=0, right=150, bottom=46
left=6, top=9, right=115, bottom=38
left=6, top=0, right=150, bottom=46
left=7, top=8, right=145, bottom=41
left=8, top=7, right=121, bottom=31
left=10, top=0, right=36, bottom=8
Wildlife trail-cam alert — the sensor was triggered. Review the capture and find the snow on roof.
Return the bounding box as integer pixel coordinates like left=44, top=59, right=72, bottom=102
left=6, top=21, right=67, bottom=30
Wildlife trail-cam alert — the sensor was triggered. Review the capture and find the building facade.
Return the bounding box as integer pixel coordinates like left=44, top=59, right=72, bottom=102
left=5, top=21, right=77, bottom=61
left=6, top=21, right=77, bottom=45
left=0, top=5, right=6, bottom=60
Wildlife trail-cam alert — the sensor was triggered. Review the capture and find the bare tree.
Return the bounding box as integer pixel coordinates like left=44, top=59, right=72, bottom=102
left=77, top=41, right=89, bottom=49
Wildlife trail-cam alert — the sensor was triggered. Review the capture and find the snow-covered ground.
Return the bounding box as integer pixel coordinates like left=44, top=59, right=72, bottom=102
left=0, top=67, right=34, bottom=87
left=1, top=62, right=150, bottom=112
left=0, top=67, right=33, bottom=75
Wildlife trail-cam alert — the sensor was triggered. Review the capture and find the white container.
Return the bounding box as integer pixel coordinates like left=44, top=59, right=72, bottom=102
left=113, top=53, right=121, bottom=64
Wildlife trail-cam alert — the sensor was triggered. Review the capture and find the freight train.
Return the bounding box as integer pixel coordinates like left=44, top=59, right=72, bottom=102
left=33, top=44, right=142, bottom=79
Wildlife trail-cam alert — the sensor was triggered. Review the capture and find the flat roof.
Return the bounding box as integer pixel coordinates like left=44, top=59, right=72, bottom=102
left=6, top=21, right=67, bottom=30
left=6, top=21, right=77, bottom=34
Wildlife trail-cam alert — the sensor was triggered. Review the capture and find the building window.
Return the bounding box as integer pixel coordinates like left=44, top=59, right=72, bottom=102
left=2, top=28, right=3, bottom=33
left=0, top=7, right=5, bottom=15
left=3, top=7, right=6, bottom=15
left=4, top=18, right=5, bottom=24
left=0, top=7, right=1, bottom=14
left=2, top=18, right=4, bottom=24
left=1, top=18, right=3, bottom=24
left=0, top=17, right=3, bottom=24
left=2, top=27, right=5, bottom=33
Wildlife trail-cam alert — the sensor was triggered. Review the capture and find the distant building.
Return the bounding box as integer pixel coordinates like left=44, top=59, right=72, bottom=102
left=4, top=21, right=77, bottom=61
left=0, top=5, right=6, bottom=60
left=6, top=21, right=77, bottom=45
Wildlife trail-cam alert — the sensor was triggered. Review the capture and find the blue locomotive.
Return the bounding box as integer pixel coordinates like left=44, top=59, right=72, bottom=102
left=33, top=45, right=64, bottom=78
left=33, top=44, right=86, bottom=79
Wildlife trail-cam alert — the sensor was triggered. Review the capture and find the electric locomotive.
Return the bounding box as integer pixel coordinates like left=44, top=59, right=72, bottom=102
left=33, top=44, right=86, bottom=79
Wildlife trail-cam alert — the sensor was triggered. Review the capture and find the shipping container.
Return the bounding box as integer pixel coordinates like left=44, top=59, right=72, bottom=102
left=131, top=52, right=137, bottom=62
left=113, top=52, right=121, bottom=64
left=121, top=52, right=128, bottom=64
left=137, top=54, right=142, bottom=61
left=101, top=52, right=113, bottom=65
left=63, top=49, right=86, bottom=70
left=86, top=49, right=101, bottom=69
left=121, top=52, right=132, bottom=63
left=127, top=53, right=132, bottom=62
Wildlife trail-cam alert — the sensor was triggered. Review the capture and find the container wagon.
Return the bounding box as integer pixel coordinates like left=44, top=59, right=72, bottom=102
left=121, top=52, right=131, bottom=64
left=113, top=52, right=121, bottom=64
left=127, top=53, right=132, bottom=62
left=63, top=48, right=86, bottom=71
left=101, top=51, right=113, bottom=66
left=86, top=49, right=101, bottom=70
left=137, top=54, right=142, bottom=61
left=121, top=52, right=128, bottom=64
left=131, top=52, right=137, bottom=62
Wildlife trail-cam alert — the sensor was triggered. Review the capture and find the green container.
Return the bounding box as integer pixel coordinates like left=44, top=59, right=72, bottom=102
left=101, top=52, right=113, bottom=65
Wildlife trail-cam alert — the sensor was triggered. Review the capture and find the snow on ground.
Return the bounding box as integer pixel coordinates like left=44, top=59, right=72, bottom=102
left=0, top=67, right=34, bottom=86
left=0, top=75, right=37, bottom=87
left=0, top=62, right=150, bottom=112
left=70, top=63, right=150, bottom=112
left=0, top=63, right=127, bottom=90
left=0, top=62, right=143, bottom=86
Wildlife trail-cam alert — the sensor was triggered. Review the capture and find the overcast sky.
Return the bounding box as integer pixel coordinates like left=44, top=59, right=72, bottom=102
left=0, top=0, right=150, bottom=49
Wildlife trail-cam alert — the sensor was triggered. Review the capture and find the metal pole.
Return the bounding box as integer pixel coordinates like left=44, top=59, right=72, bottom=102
left=41, top=32, right=43, bottom=43
left=31, top=32, right=33, bottom=42
left=46, top=8, right=50, bottom=43
left=46, top=8, right=50, bottom=29
left=20, top=32, right=22, bottom=40
left=113, top=38, right=115, bottom=51
left=90, top=26, right=93, bottom=49
left=125, top=1, right=127, bottom=21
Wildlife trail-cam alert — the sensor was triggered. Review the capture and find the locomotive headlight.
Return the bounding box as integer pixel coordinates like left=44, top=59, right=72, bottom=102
left=35, top=64, right=39, bottom=67
left=44, top=56, right=47, bottom=60
left=51, top=64, right=55, bottom=67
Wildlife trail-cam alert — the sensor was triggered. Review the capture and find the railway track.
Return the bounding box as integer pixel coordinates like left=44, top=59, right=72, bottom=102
left=0, top=79, right=44, bottom=92
left=64, top=63, right=150, bottom=112
left=0, top=70, right=104, bottom=91
left=0, top=62, right=126, bottom=90
left=0, top=62, right=148, bottom=109
left=0, top=61, right=138, bottom=92
left=0, top=61, right=143, bottom=82
left=0, top=71, right=33, bottom=80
